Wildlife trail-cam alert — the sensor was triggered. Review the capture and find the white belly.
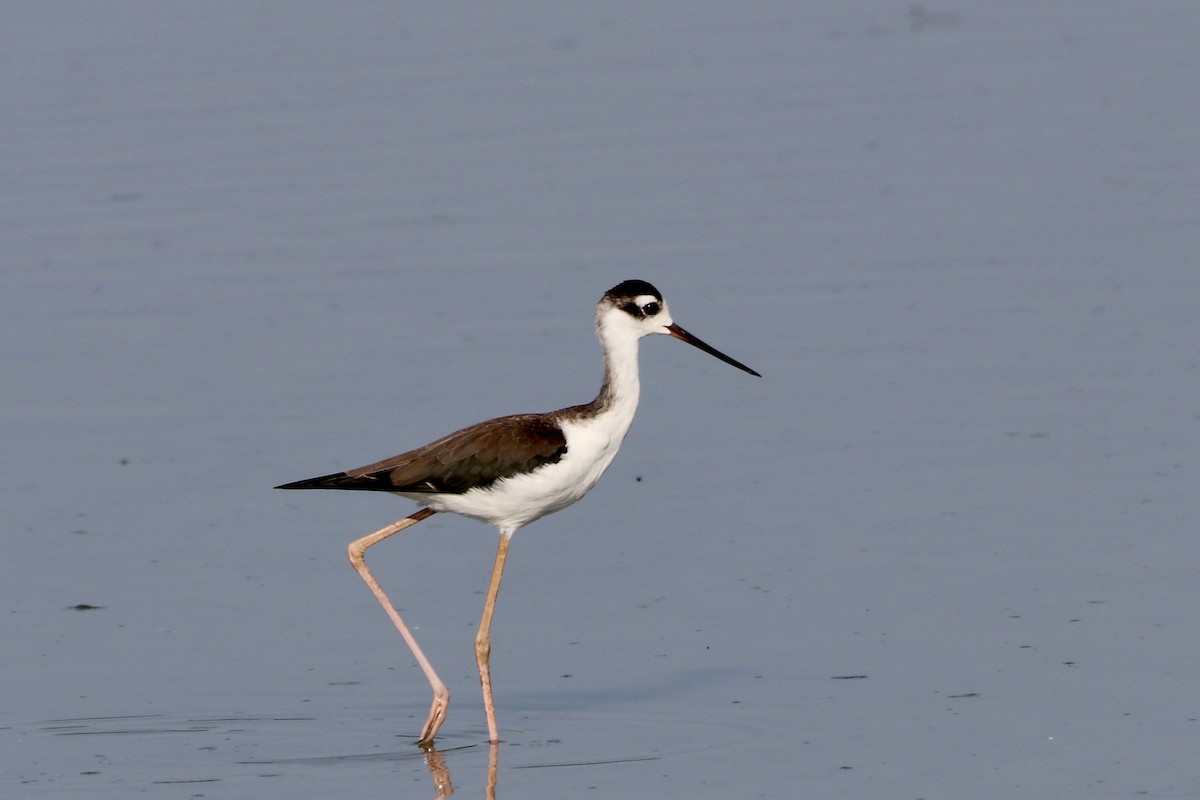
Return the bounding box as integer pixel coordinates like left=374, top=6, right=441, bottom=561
left=401, top=411, right=632, bottom=533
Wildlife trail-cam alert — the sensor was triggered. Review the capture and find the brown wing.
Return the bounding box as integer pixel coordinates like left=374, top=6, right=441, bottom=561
left=276, top=414, right=568, bottom=494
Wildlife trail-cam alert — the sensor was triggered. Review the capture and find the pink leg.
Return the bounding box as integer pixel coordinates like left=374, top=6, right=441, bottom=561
left=475, top=531, right=513, bottom=744
left=346, top=507, right=448, bottom=746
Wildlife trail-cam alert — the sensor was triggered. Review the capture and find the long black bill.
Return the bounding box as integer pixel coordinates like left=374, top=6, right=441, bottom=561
left=667, top=323, right=761, bottom=377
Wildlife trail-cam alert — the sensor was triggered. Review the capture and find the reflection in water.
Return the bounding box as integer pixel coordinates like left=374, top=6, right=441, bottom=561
left=423, top=741, right=498, bottom=800
left=15, top=714, right=670, bottom=794
left=424, top=746, right=453, bottom=798
left=422, top=739, right=663, bottom=798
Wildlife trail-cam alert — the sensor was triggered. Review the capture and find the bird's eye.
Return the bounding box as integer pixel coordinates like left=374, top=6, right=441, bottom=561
left=642, top=302, right=660, bottom=316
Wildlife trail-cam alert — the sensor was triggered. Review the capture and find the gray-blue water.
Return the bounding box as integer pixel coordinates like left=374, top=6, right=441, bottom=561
left=5, top=3, right=1199, bottom=797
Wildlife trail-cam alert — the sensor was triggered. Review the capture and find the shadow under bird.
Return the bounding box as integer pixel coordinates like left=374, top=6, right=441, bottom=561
left=276, top=279, right=760, bottom=746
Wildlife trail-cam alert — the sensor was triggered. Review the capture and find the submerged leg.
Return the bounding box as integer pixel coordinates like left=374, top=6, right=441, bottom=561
left=475, top=530, right=514, bottom=744
left=346, top=507, right=447, bottom=746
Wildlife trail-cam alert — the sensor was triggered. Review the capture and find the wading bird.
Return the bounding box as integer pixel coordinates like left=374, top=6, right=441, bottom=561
left=277, top=280, right=759, bottom=746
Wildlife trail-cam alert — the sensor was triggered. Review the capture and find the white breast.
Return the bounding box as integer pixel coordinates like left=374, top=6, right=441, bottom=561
left=407, top=406, right=636, bottom=533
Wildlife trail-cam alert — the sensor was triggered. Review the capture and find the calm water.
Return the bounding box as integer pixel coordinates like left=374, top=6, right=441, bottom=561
left=5, top=3, right=1199, bottom=798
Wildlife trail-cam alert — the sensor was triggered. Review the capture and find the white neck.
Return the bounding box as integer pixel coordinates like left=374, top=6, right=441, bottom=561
left=592, top=314, right=642, bottom=424
left=555, top=300, right=660, bottom=439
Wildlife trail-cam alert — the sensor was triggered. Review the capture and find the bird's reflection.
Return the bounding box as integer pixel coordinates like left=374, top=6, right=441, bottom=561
left=421, top=740, right=498, bottom=800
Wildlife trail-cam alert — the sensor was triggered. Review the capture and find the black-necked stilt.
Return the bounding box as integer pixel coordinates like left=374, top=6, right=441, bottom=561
left=277, top=280, right=759, bottom=746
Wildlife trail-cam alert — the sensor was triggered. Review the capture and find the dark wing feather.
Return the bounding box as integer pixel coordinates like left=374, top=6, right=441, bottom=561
left=276, top=413, right=567, bottom=494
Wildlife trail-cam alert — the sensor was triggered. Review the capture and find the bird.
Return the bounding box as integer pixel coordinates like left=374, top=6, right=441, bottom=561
left=276, top=279, right=759, bottom=747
